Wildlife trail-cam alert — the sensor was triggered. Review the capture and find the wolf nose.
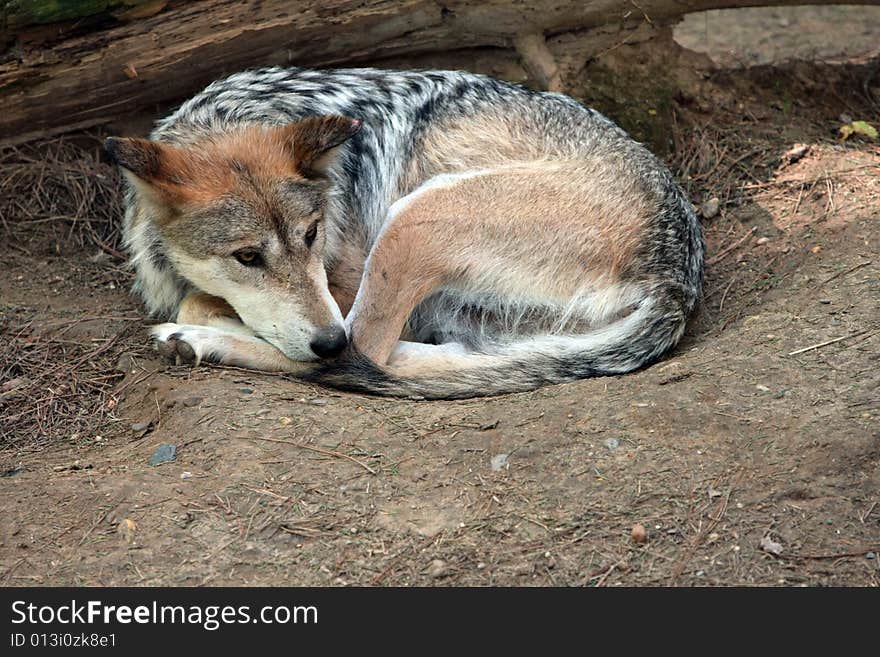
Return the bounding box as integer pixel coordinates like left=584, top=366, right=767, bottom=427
left=309, top=325, right=348, bottom=359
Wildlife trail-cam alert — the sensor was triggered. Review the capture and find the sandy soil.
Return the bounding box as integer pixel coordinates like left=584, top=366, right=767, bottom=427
left=2, top=10, right=879, bottom=587
left=676, top=5, right=880, bottom=67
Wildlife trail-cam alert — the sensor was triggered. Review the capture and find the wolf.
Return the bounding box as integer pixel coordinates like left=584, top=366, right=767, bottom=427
left=105, top=66, right=703, bottom=399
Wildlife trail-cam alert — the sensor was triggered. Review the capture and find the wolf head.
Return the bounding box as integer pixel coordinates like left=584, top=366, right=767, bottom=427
left=106, top=116, right=361, bottom=361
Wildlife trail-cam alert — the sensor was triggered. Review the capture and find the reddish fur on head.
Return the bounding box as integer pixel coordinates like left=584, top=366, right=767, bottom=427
left=104, top=116, right=361, bottom=211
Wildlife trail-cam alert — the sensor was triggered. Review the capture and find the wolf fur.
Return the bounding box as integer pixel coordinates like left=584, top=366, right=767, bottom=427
left=111, top=66, right=704, bottom=399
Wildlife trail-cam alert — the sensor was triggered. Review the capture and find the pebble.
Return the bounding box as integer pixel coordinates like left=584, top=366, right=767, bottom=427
left=701, top=197, right=721, bottom=219
left=117, top=518, right=138, bottom=543
left=631, top=523, right=648, bottom=544
left=180, top=471, right=192, bottom=480
left=114, top=353, right=136, bottom=374
left=426, top=559, right=447, bottom=578
left=279, top=417, right=293, bottom=425
left=182, top=396, right=203, bottom=407
left=238, top=388, right=254, bottom=395
left=867, top=552, right=876, bottom=560
left=756, top=237, right=770, bottom=245
left=760, top=535, right=784, bottom=556
left=819, top=299, right=831, bottom=305
left=755, top=384, right=770, bottom=393
left=603, top=437, right=620, bottom=452
left=309, top=398, right=328, bottom=406
left=490, top=453, right=509, bottom=471
left=148, top=443, right=177, bottom=467
left=781, top=143, right=810, bottom=164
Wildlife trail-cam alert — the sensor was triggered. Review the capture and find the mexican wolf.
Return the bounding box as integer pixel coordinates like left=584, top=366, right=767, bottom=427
left=106, top=66, right=704, bottom=399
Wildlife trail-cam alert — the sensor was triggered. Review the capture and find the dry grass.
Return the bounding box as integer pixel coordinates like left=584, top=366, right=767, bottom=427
left=0, top=310, right=146, bottom=451
left=0, top=136, right=139, bottom=452
left=0, top=135, right=125, bottom=258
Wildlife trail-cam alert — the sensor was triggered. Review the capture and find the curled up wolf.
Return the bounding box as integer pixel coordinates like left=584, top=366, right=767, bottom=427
left=105, top=67, right=704, bottom=400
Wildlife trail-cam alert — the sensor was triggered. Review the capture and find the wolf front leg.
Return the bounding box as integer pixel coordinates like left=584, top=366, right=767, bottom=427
left=152, top=292, right=310, bottom=373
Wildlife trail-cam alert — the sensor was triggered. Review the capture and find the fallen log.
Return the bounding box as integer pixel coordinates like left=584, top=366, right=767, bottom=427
left=0, top=0, right=872, bottom=144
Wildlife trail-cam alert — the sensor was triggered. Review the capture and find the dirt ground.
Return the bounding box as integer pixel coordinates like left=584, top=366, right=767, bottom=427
left=2, top=9, right=879, bottom=586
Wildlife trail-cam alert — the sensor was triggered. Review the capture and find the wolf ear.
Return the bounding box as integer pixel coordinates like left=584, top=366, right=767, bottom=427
left=104, top=136, right=194, bottom=209
left=104, top=137, right=172, bottom=181
left=284, top=116, right=362, bottom=179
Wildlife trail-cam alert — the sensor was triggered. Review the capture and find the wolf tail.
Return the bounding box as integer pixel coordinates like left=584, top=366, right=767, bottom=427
left=304, top=286, right=695, bottom=400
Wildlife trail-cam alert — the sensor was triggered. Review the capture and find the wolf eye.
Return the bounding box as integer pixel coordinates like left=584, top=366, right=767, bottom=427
left=304, top=221, right=319, bottom=248
left=232, top=249, right=264, bottom=267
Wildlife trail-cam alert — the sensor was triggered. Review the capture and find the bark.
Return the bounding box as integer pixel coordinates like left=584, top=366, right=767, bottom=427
left=0, top=0, right=870, bottom=143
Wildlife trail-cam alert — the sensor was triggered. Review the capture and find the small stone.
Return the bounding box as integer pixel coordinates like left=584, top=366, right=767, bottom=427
left=756, top=237, right=770, bottom=245
left=426, top=559, right=447, bottom=578
left=760, top=535, right=783, bottom=556
left=131, top=422, right=153, bottom=440
left=278, top=416, right=293, bottom=425
left=818, top=299, right=831, bottom=305
left=350, top=527, right=358, bottom=534
left=781, top=143, right=810, bottom=164
left=701, top=197, right=721, bottom=219
left=309, top=398, right=328, bottom=406
left=180, top=471, right=192, bottom=480
left=631, top=523, right=648, bottom=544
left=148, top=443, right=177, bottom=467
left=238, top=388, right=254, bottom=395
left=603, top=437, right=620, bottom=452
left=182, top=396, right=203, bottom=407
left=866, top=552, right=876, bottom=560
left=490, top=453, right=509, bottom=471
left=114, top=353, right=136, bottom=373
left=117, top=518, right=138, bottom=543
left=755, top=384, right=770, bottom=393
left=811, top=245, right=822, bottom=254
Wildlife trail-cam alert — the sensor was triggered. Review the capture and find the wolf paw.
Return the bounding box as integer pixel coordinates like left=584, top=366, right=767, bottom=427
left=151, top=323, right=230, bottom=366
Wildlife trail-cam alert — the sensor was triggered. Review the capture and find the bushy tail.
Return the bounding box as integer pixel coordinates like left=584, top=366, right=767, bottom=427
left=304, top=293, right=692, bottom=400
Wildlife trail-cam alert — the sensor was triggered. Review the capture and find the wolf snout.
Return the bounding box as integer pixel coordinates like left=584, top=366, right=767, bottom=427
left=309, top=324, right=348, bottom=359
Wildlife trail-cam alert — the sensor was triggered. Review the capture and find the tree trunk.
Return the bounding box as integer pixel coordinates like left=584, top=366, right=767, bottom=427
left=0, top=0, right=871, bottom=144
